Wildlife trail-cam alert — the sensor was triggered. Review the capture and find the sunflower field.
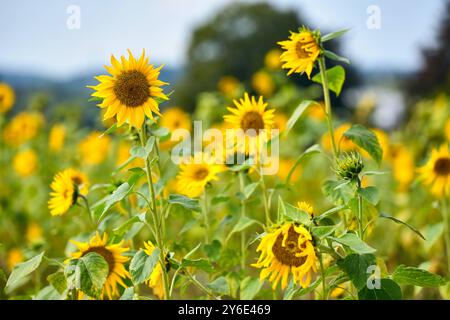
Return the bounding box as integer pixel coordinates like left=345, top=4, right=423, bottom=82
left=0, top=24, right=449, bottom=302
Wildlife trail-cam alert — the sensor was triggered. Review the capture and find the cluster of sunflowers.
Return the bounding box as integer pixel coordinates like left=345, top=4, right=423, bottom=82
left=0, top=26, right=449, bottom=300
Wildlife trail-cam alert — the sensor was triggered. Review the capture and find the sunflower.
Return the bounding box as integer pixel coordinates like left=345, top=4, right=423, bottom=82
left=277, top=158, right=301, bottom=182
left=48, top=124, right=66, bottom=152
left=7, top=248, right=23, bottom=271
left=223, top=93, right=275, bottom=156
left=26, top=222, right=43, bottom=244
left=0, top=82, right=15, bottom=113
left=79, top=131, right=111, bottom=165
left=159, top=107, right=192, bottom=150
left=143, top=241, right=164, bottom=299
left=89, top=49, right=169, bottom=128
left=217, top=75, right=240, bottom=98
left=252, top=222, right=317, bottom=290
left=48, top=170, right=77, bottom=216
left=305, top=102, right=326, bottom=121
left=70, top=233, right=130, bottom=299
left=273, top=113, right=288, bottom=133
left=297, top=201, right=314, bottom=218
left=65, top=168, right=90, bottom=195
left=13, top=149, right=38, bottom=177
left=2, top=112, right=44, bottom=146
left=278, top=28, right=321, bottom=79
left=175, top=153, right=225, bottom=198
left=264, top=48, right=282, bottom=70
left=388, top=144, right=414, bottom=191
left=252, top=70, right=275, bottom=97
left=418, top=145, right=450, bottom=198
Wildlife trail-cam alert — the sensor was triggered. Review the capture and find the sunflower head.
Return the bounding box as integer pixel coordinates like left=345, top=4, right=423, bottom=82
left=264, top=48, right=282, bottom=70
left=13, top=149, right=38, bottom=177
left=89, top=49, right=169, bottom=128
left=48, top=169, right=87, bottom=216
left=223, top=93, right=275, bottom=155
left=175, top=153, right=225, bottom=198
left=0, top=82, right=15, bottom=113
left=278, top=27, right=321, bottom=78
left=7, top=248, right=23, bottom=271
left=159, top=107, right=192, bottom=150
left=48, top=124, right=66, bottom=152
left=334, top=151, right=364, bottom=181
left=65, top=168, right=90, bottom=195
left=252, top=222, right=317, bottom=290
left=251, top=70, right=275, bottom=97
left=79, top=131, right=111, bottom=165
left=3, top=112, right=44, bottom=146
left=218, top=75, right=240, bottom=98
left=26, top=222, right=43, bottom=244
left=418, top=145, right=450, bottom=197
left=70, top=233, right=130, bottom=299
left=143, top=241, right=164, bottom=299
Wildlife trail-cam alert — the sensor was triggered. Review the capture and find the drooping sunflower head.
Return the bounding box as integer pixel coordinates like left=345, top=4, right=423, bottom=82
left=13, top=149, right=38, bottom=177
left=70, top=233, right=130, bottom=299
left=48, top=169, right=77, bottom=216
left=0, top=82, right=15, bottom=113
left=418, top=145, right=450, bottom=198
left=89, top=49, right=169, bottom=128
left=252, top=222, right=317, bottom=290
left=175, top=153, right=225, bottom=198
left=223, top=93, right=275, bottom=155
left=48, top=124, right=66, bottom=152
left=278, top=27, right=321, bottom=78
left=143, top=241, right=164, bottom=299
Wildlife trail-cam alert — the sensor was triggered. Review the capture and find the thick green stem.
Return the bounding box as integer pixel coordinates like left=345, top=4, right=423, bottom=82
left=318, top=57, right=339, bottom=160
left=441, top=197, right=450, bottom=276
left=239, top=172, right=247, bottom=269
left=139, top=125, right=170, bottom=300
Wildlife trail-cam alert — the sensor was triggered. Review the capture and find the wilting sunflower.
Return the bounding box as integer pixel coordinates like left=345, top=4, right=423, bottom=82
left=143, top=241, right=164, bottom=299
left=223, top=93, right=275, bottom=156
left=252, top=222, right=317, bottom=290
left=175, top=153, right=225, bottom=198
left=278, top=27, right=321, bottom=79
left=159, top=107, right=192, bottom=150
left=13, top=149, right=38, bottom=177
left=0, top=82, right=15, bottom=113
left=48, top=170, right=77, bottom=216
left=89, top=49, right=168, bottom=128
left=79, top=131, right=111, bottom=165
left=48, top=124, right=66, bottom=152
left=70, top=233, right=130, bottom=299
left=418, top=145, right=450, bottom=198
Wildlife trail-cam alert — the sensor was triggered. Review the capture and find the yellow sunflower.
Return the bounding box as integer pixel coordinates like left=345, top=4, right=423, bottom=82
left=273, top=113, right=288, bottom=133
left=159, top=107, right=192, bottom=150
left=0, top=82, right=15, bottom=113
left=264, top=48, right=282, bottom=70
left=48, top=124, right=66, bottom=152
left=388, top=144, right=414, bottom=191
left=418, top=145, right=450, bottom=198
left=278, top=28, right=321, bottom=78
left=7, top=248, right=23, bottom=271
left=13, top=149, right=38, bottom=177
left=175, top=153, right=225, bottom=198
left=26, top=222, right=43, bottom=244
left=3, top=112, right=44, bottom=146
left=89, top=49, right=169, bottom=128
left=297, top=201, right=314, bottom=218
left=217, top=75, right=240, bottom=98
left=143, top=241, right=164, bottom=299
left=65, top=168, right=90, bottom=195
left=277, top=158, right=302, bottom=182
left=252, top=222, right=317, bottom=290
left=252, top=70, right=275, bottom=97
left=223, top=93, right=275, bottom=156
left=48, top=170, right=77, bottom=216
left=70, top=233, right=130, bottom=299
left=79, top=131, right=111, bottom=165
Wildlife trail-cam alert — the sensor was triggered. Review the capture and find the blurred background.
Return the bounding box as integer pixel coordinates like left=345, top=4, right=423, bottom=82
left=0, top=0, right=449, bottom=128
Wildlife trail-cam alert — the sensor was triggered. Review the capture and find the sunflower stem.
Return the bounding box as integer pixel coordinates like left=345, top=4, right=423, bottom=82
left=259, top=168, right=272, bottom=225
left=202, top=189, right=210, bottom=243
left=239, top=171, right=247, bottom=269
left=139, top=125, right=171, bottom=300
left=79, top=195, right=95, bottom=229
left=318, top=253, right=327, bottom=300
left=318, top=57, right=339, bottom=160
left=356, top=178, right=364, bottom=240
left=441, top=197, right=450, bottom=276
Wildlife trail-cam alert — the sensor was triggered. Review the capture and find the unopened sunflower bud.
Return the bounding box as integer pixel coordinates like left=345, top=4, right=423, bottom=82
left=334, top=151, right=364, bottom=180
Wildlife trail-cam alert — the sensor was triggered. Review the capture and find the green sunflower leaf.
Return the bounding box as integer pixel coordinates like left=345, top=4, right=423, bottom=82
left=168, top=194, right=201, bottom=211
left=330, top=233, right=376, bottom=254
left=358, top=279, right=402, bottom=300
left=240, top=276, right=263, bottom=300
left=337, top=254, right=376, bottom=290
left=392, top=265, right=448, bottom=287
left=321, top=28, right=350, bottom=42
left=6, top=251, right=45, bottom=293
left=284, top=100, right=319, bottom=137
left=312, top=65, right=346, bottom=96
left=343, top=124, right=382, bottom=165
left=130, top=248, right=160, bottom=285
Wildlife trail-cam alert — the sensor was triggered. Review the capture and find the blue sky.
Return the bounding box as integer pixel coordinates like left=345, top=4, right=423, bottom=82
left=0, top=0, right=446, bottom=79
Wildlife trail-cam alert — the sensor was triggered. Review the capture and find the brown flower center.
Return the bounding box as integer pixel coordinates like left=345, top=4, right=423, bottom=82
left=240, top=111, right=264, bottom=136
left=271, top=226, right=307, bottom=267
left=193, top=167, right=209, bottom=180
left=72, top=176, right=83, bottom=186
left=113, top=71, right=150, bottom=107
left=83, top=246, right=115, bottom=275
left=434, top=157, right=450, bottom=176
left=295, top=40, right=315, bottom=59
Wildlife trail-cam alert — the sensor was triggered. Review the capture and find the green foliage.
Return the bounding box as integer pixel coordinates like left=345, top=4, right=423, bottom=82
left=343, top=124, right=382, bottom=164
left=358, top=279, right=402, bottom=300
left=6, top=252, right=45, bottom=293
left=337, top=254, right=376, bottom=290
left=330, top=233, right=376, bottom=254
left=130, top=248, right=160, bottom=285
left=312, top=65, right=346, bottom=96
left=391, top=265, right=448, bottom=287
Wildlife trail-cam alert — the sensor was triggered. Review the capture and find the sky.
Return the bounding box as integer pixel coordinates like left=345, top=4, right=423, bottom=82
left=0, top=0, right=446, bottom=80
